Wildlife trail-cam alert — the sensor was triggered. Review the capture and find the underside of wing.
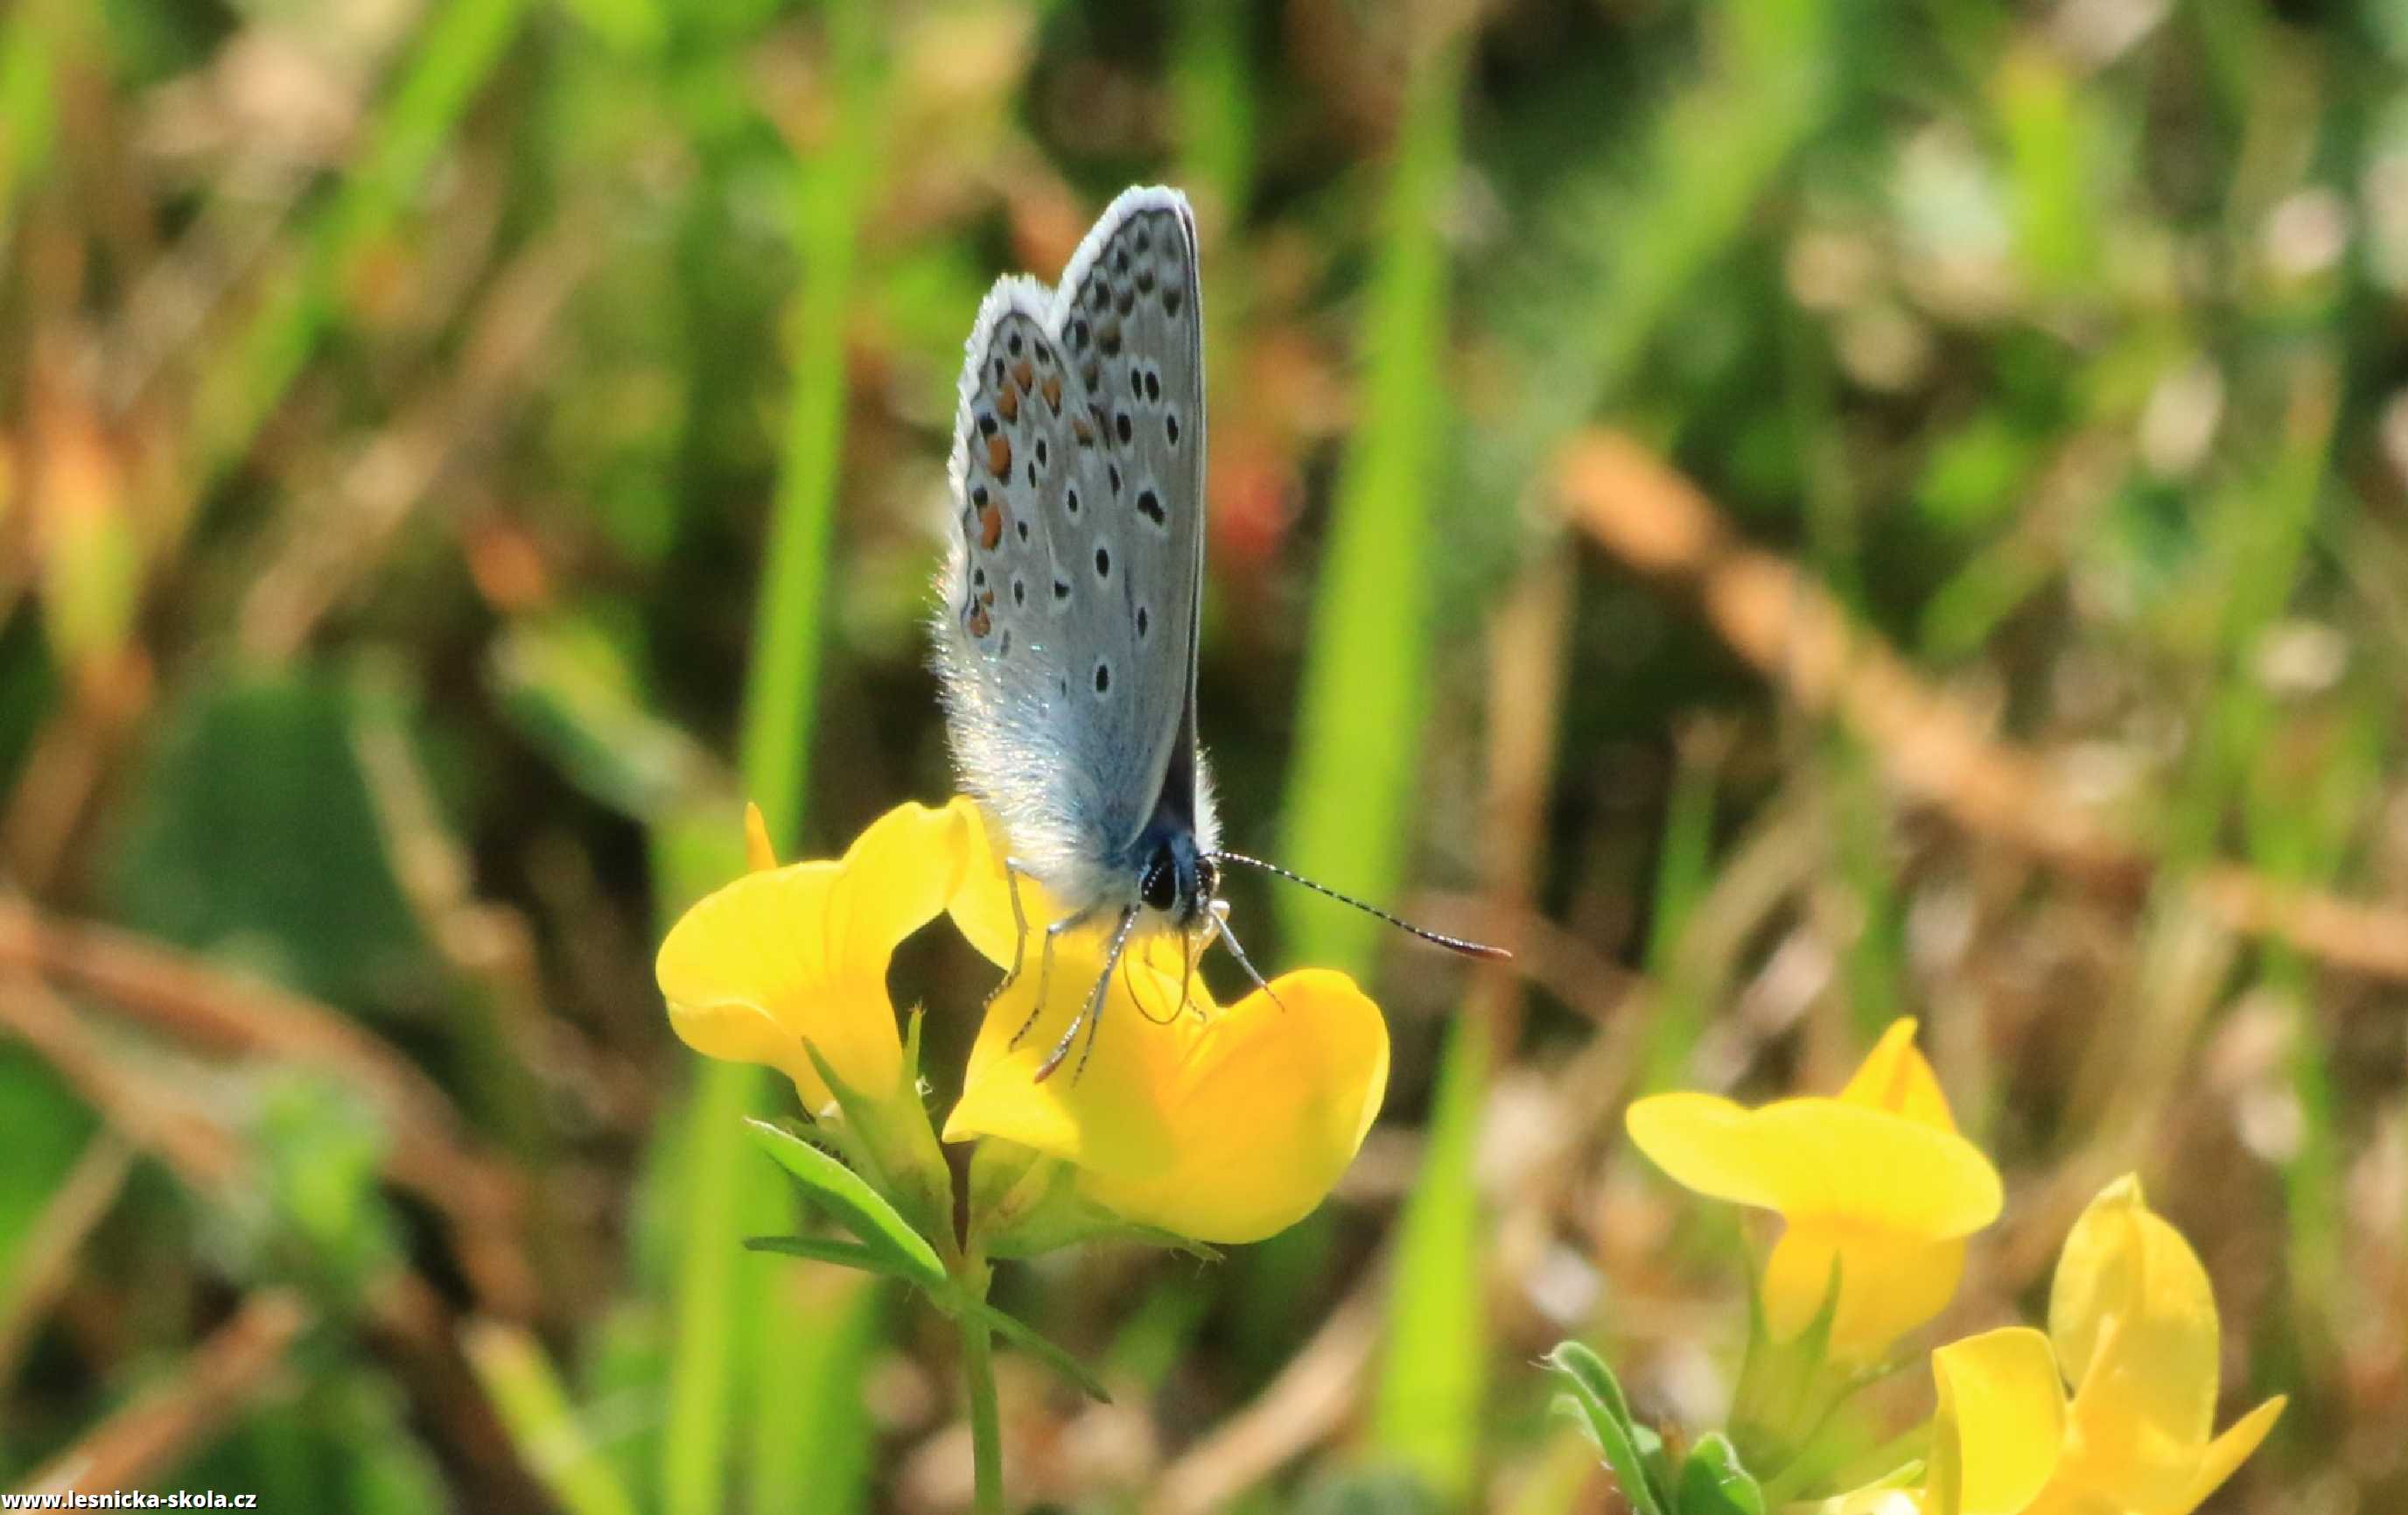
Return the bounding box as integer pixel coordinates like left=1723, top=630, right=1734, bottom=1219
left=932, top=187, right=1214, bottom=909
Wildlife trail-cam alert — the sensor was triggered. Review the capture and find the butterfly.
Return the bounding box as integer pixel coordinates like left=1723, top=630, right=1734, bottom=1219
left=934, top=186, right=1504, bottom=1083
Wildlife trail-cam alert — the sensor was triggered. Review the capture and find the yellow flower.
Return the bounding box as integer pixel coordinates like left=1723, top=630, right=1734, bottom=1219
left=654, top=798, right=1390, bottom=1246
left=2025, top=1176, right=2285, bottom=1515
left=1824, top=1327, right=2065, bottom=1515
left=1834, top=1176, right=2285, bottom=1515
left=655, top=799, right=975, bottom=1111
left=1626, top=1021, right=2001, bottom=1360
left=941, top=808, right=1390, bottom=1245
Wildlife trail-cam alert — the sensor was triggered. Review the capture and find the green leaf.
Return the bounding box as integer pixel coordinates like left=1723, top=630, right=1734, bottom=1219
left=796, top=1039, right=953, bottom=1248
left=108, top=670, right=439, bottom=1014
left=743, top=1120, right=944, bottom=1291
left=1545, top=1343, right=1667, bottom=1515
left=1675, top=1434, right=1766, bottom=1515
left=743, top=1234, right=923, bottom=1284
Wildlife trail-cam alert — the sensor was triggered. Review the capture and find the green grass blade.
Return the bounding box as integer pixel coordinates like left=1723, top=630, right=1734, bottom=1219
left=189, top=0, right=530, bottom=490
left=1487, top=0, right=1829, bottom=468
left=1639, top=736, right=1720, bottom=1091
left=749, top=1269, right=883, bottom=1515
left=1276, top=35, right=1464, bottom=976
left=658, top=12, right=883, bottom=1511
left=0, top=0, right=60, bottom=240
left=737, top=0, right=880, bottom=840
left=662, top=1056, right=766, bottom=1515
left=462, top=1320, right=644, bottom=1515
left=1175, top=0, right=1254, bottom=219
left=1373, top=1016, right=1488, bottom=1503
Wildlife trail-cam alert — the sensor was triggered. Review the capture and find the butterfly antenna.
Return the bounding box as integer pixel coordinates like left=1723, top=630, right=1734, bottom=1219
left=1207, top=851, right=1511, bottom=959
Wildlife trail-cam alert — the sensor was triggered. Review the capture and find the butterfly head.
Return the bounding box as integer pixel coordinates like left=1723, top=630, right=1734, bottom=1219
left=1137, top=827, right=1217, bottom=931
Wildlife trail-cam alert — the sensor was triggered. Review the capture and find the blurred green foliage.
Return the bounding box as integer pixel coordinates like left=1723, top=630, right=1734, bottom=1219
left=0, top=0, right=2401, bottom=1510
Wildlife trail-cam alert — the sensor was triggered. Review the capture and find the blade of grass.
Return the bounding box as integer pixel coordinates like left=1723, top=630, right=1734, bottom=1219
left=659, top=11, right=884, bottom=1515
left=748, top=1269, right=883, bottom=1515
left=1639, top=728, right=1721, bottom=1091
left=1275, top=32, right=1463, bottom=976
left=1174, top=0, right=1254, bottom=222
left=2244, top=691, right=2374, bottom=1364
left=1483, top=0, right=1830, bottom=476
left=0, top=0, right=60, bottom=240
left=462, top=1320, right=644, bottom=1515
left=1372, top=1015, right=1488, bottom=1502
left=187, top=0, right=531, bottom=494
left=1275, top=28, right=1484, bottom=1501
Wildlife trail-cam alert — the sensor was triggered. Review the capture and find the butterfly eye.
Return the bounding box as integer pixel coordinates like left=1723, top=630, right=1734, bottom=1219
left=1139, top=849, right=1177, bottom=913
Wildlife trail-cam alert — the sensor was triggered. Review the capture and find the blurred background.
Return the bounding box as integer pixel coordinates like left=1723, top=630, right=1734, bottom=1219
left=1, top=0, right=2402, bottom=1509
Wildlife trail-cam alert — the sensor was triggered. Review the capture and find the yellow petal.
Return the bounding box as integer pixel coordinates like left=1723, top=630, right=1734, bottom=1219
left=1078, top=969, right=1389, bottom=1243
left=657, top=864, right=887, bottom=1108
left=1764, top=1222, right=1966, bottom=1362
left=2175, top=1397, right=2284, bottom=1512
left=1627, top=1094, right=2001, bottom=1238
left=944, top=799, right=1084, bottom=969
left=1837, top=1019, right=1957, bottom=1133
left=2049, top=1178, right=2222, bottom=1514
left=1927, top=1327, right=2065, bottom=1515
left=941, top=915, right=1195, bottom=1176
left=655, top=801, right=970, bottom=1108
left=829, top=800, right=976, bottom=979
left=744, top=802, right=778, bottom=872
left=2019, top=1486, right=2119, bottom=1515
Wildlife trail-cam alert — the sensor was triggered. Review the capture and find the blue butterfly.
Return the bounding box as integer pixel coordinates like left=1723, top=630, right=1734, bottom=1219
left=934, top=186, right=1503, bottom=1082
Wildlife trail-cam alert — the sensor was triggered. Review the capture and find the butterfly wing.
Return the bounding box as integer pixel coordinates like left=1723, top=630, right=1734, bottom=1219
left=1050, top=187, right=1214, bottom=852
left=933, top=187, right=1214, bottom=914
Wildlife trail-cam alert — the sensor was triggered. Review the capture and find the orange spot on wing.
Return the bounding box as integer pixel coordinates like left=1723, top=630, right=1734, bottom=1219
left=969, top=604, right=990, bottom=637
left=1012, top=360, right=1034, bottom=392
left=997, top=384, right=1020, bottom=422
left=987, top=434, right=1012, bottom=477
left=1040, top=375, right=1062, bottom=412
left=978, top=502, right=1004, bottom=550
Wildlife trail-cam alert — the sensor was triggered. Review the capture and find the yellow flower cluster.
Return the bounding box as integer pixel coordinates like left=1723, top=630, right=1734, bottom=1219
left=655, top=798, right=1388, bottom=1245
left=1628, top=1022, right=2282, bottom=1514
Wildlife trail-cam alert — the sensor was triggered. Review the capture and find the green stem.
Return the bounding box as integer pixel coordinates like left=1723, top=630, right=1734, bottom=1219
left=956, top=1252, right=1004, bottom=1515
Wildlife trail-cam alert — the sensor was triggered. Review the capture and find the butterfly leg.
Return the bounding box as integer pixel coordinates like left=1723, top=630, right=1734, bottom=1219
left=1037, top=905, right=1139, bottom=1084
left=1007, top=904, right=1098, bottom=1051
left=1213, top=912, right=1288, bottom=1014
left=984, top=858, right=1037, bottom=1013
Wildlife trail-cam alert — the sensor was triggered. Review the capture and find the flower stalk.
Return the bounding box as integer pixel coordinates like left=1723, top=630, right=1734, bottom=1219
left=955, top=1249, right=1004, bottom=1515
